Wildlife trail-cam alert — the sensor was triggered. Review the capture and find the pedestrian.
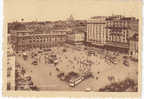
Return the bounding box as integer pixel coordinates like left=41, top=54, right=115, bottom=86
left=39, top=56, right=41, bottom=63
left=49, top=72, right=52, bottom=76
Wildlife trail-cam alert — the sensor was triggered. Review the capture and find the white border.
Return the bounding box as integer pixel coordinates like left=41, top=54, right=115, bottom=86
left=0, top=0, right=143, bottom=99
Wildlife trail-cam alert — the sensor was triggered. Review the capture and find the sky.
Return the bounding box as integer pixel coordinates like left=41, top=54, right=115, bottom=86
left=4, top=0, right=142, bottom=22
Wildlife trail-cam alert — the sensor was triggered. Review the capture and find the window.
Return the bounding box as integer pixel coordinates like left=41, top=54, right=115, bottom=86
left=130, top=51, right=133, bottom=55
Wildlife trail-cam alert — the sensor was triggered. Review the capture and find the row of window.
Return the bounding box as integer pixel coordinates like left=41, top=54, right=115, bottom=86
left=107, top=35, right=127, bottom=43
left=17, top=43, right=62, bottom=50
left=29, top=37, right=65, bottom=42
left=106, top=21, right=128, bottom=26
left=19, top=37, right=66, bottom=43
left=18, top=43, right=60, bottom=47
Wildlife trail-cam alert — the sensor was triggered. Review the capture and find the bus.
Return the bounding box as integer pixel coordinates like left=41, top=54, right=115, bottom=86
left=69, top=76, right=85, bottom=87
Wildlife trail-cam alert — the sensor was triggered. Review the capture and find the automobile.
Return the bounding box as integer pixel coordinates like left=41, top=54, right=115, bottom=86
left=16, top=63, right=20, bottom=67
left=57, top=72, right=64, bottom=77
left=123, top=56, right=129, bottom=59
left=17, top=53, right=21, bottom=56
left=123, top=60, right=129, bottom=66
left=48, top=55, right=58, bottom=64
left=32, top=61, right=38, bottom=65
left=57, top=73, right=65, bottom=81
left=43, top=48, right=51, bottom=52
left=38, top=50, right=43, bottom=53
left=131, top=58, right=138, bottom=62
left=62, top=49, right=67, bottom=52
left=56, top=67, right=60, bottom=71
left=24, top=85, right=32, bottom=90
left=111, top=59, right=118, bottom=64
left=50, top=54, right=56, bottom=57
left=25, top=76, right=31, bottom=81
left=88, top=50, right=95, bottom=56
left=83, top=72, right=93, bottom=79
left=85, top=88, right=92, bottom=92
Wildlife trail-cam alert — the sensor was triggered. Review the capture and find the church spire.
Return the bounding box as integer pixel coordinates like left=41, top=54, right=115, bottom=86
left=68, top=14, right=74, bottom=21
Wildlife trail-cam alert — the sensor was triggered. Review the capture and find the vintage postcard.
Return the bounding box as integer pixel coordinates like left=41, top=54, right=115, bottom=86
left=2, top=0, right=142, bottom=98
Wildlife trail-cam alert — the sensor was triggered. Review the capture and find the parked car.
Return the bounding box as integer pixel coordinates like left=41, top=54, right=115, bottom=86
left=25, top=76, right=31, bottom=81
left=43, top=48, right=52, bottom=52
left=38, top=50, right=43, bottom=53
left=123, top=60, right=129, bottom=66
left=57, top=72, right=65, bottom=80
left=32, top=61, right=38, bottom=65
left=123, top=56, right=129, bottom=59
left=85, top=88, right=92, bottom=92
left=48, top=55, right=58, bottom=64
left=88, top=50, right=95, bottom=56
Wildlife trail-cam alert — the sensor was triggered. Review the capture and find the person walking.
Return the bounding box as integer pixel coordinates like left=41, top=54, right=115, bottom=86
left=39, top=55, right=41, bottom=63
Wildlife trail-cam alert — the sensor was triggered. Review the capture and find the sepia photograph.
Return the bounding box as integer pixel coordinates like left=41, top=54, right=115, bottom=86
left=3, top=0, right=142, bottom=97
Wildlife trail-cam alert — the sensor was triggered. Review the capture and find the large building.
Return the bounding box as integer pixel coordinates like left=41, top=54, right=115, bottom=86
left=129, top=33, right=138, bottom=61
left=86, top=16, right=107, bottom=47
left=67, top=29, right=85, bottom=45
left=86, top=15, right=139, bottom=53
left=105, top=15, right=139, bottom=52
left=13, top=29, right=71, bottom=52
left=7, top=44, right=15, bottom=90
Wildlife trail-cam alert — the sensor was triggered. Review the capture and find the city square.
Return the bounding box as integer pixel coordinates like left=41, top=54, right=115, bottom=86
left=14, top=44, right=138, bottom=91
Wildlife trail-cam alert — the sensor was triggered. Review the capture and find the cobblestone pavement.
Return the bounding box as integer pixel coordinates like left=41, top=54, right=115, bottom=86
left=16, top=45, right=138, bottom=91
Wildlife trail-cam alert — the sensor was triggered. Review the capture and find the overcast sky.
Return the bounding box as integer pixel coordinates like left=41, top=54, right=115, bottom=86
left=4, top=0, right=141, bottom=22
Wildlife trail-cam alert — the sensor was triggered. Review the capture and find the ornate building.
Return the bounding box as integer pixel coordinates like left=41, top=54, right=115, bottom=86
left=105, top=15, right=139, bottom=52
left=13, top=29, right=71, bottom=52
left=67, top=29, right=85, bottom=45
left=129, top=33, right=138, bottom=60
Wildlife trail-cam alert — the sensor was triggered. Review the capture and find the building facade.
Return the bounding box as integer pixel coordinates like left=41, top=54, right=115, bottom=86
left=129, top=33, right=138, bottom=60
left=7, top=44, right=15, bottom=90
left=14, top=29, right=70, bottom=52
left=67, top=30, right=85, bottom=45
left=86, top=16, right=107, bottom=47
left=105, top=15, right=139, bottom=52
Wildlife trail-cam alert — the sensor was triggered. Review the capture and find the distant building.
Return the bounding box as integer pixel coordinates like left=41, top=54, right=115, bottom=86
left=7, top=55, right=15, bottom=90
left=67, top=29, right=85, bottom=45
left=129, top=33, right=138, bottom=60
left=7, top=44, right=15, bottom=90
left=86, top=16, right=107, bottom=47
left=49, top=29, right=71, bottom=46
left=67, top=14, right=74, bottom=22
left=105, top=15, right=139, bottom=52
left=66, top=14, right=75, bottom=26
left=7, top=44, right=14, bottom=56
